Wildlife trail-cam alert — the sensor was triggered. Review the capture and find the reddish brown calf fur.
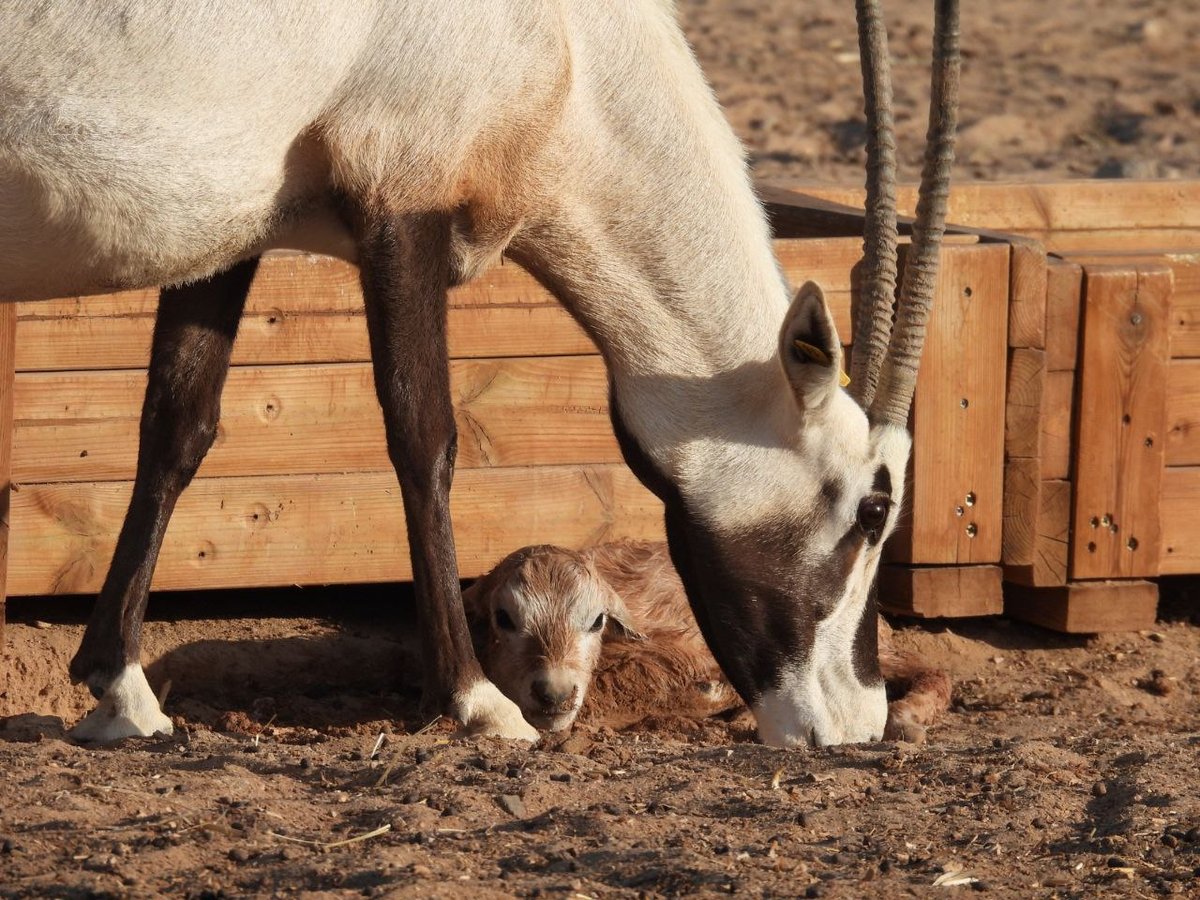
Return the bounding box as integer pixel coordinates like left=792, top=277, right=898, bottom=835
left=467, top=540, right=952, bottom=739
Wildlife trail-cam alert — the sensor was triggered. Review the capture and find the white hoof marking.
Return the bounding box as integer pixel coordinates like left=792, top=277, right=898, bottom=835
left=70, top=663, right=174, bottom=742
left=453, top=680, right=538, bottom=742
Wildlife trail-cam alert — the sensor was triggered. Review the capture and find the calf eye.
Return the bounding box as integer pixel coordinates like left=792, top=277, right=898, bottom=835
left=856, top=494, right=891, bottom=541
left=589, top=613, right=606, bottom=633
left=495, top=609, right=517, bottom=631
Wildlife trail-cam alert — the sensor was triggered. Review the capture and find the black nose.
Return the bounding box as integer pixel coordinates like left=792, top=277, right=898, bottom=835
left=531, top=677, right=577, bottom=710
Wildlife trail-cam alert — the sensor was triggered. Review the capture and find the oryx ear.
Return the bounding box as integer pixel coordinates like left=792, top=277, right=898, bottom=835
left=779, top=281, right=847, bottom=411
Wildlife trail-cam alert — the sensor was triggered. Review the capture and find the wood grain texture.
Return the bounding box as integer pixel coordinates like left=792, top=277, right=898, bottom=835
left=1166, top=360, right=1200, bottom=466
left=1004, top=349, right=1045, bottom=459
left=795, top=181, right=1200, bottom=234
left=905, top=243, right=1009, bottom=564
left=1002, top=458, right=1040, bottom=568
left=878, top=565, right=1003, bottom=618
left=12, top=357, right=620, bottom=482
left=0, top=304, right=14, bottom=643
left=1072, top=265, right=1172, bottom=579
left=1159, top=466, right=1200, bottom=574
left=1004, top=580, right=1158, bottom=633
left=1008, top=243, right=1048, bottom=349
left=1004, top=479, right=1070, bottom=587
left=1045, top=259, right=1083, bottom=371
left=6, top=465, right=664, bottom=595
left=1040, top=370, right=1075, bottom=481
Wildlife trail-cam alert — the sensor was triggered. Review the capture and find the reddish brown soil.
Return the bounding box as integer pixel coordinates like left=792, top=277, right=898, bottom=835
left=3, top=2, right=1200, bottom=897
left=1, top=583, right=1198, bottom=899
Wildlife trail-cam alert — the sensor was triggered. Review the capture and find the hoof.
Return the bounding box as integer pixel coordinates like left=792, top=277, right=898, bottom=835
left=69, top=663, right=174, bottom=743
left=452, top=680, right=539, bottom=742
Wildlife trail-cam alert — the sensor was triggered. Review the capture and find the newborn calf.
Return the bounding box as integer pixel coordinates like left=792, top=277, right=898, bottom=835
left=464, top=540, right=950, bottom=740
left=462, top=541, right=737, bottom=732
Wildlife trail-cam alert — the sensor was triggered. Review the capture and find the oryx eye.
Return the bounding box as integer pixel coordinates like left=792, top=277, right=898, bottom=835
left=589, top=613, right=606, bottom=633
left=495, top=609, right=517, bottom=632
left=856, top=494, right=891, bottom=540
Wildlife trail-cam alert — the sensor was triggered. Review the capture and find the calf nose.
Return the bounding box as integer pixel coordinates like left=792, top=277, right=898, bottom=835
left=531, top=675, right=578, bottom=711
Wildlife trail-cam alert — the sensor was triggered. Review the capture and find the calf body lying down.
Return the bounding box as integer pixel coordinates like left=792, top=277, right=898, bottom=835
left=463, top=541, right=950, bottom=741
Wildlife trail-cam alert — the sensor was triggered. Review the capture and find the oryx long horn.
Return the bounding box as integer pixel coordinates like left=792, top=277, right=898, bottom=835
left=848, top=0, right=900, bottom=411
left=869, top=0, right=961, bottom=428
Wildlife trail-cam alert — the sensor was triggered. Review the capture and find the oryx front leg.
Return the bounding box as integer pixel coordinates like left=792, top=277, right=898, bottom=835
left=69, top=259, right=258, bottom=742
left=357, top=209, right=536, bottom=742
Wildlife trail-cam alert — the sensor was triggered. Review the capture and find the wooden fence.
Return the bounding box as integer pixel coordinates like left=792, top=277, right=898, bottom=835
left=2, top=180, right=1198, bottom=637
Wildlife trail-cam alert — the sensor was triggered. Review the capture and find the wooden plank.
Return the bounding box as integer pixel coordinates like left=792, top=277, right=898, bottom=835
left=1004, top=349, right=1045, bottom=459
left=1005, top=580, right=1158, bottom=633
left=1041, top=230, right=1200, bottom=254
left=1008, top=243, right=1048, bottom=349
left=794, top=181, right=1200, bottom=234
left=12, top=241, right=998, bottom=372
left=905, top=243, right=1009, bottom=564
left=1166, top=360, right=1200, bottom=466
left=1160, top=465, right=1200, bottom=574
left=15, top=305, right=598, bottom=371
left=1041, top=370, right=1075, bottom=481
left=1004, top=479, right=1071, bottom=587
left=1071, top=265, right=1172, bottom=579
left=6, top=466, right=664, bottom=595
left=1002, top=458, right=1040, bottom=568
left=0, top=304, right=14, bottom=645
left=1060, top=251, right=1200, bottom=358
left=12, top=357, right=621, bottom=482
left=1045, top=259, right=1083, bottom=371
left=878, top=565, right=1003, bottom=618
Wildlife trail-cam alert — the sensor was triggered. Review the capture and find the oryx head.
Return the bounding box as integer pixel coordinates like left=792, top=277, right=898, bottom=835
left=625, top=0, right=962, bottom=748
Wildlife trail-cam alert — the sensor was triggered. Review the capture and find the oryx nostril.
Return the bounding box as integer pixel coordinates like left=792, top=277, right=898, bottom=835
left=531, top=677, right=577, bottom=710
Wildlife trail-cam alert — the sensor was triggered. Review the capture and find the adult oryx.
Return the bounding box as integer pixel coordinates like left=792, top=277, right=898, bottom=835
left=0, top=0, right=959, bottom=747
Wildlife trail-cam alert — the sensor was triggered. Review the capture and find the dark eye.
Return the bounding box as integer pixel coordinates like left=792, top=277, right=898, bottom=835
left=495, top=609, right=516, bottom=632
left=856, top=495, right=891, bottom=540
left=589, top=613, right=606, bottom=633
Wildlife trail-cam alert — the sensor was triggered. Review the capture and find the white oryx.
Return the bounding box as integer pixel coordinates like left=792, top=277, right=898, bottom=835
left=0, top=0, right=959, bottom=747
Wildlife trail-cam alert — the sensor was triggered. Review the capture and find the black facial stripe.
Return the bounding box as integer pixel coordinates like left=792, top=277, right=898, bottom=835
left=872, top=464, right=892, bottom=497
left=852, top=577, right=883, bottom=686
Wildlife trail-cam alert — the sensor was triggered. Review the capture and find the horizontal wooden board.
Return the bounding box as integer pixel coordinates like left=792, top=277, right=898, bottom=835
left=794, top=181, right=1200, bottom=234
left=9, top=240, right=1002, bottom=372
left=15, top=305, right=598, bottom=371
left=6, top=466, right=664, bottom=595
left=1160, top=466, right=1200, bottom=574
left=12, top=357, right=620, bottom=482
left=878, top=565, right=1003, bottom=618
left=1005, top=580, right=1158, bottom=634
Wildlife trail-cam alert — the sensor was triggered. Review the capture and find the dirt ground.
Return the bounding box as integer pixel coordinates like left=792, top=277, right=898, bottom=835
left=3, top=1, right=1200, bottom=897
left=694, top=0, right=1200, bottom=185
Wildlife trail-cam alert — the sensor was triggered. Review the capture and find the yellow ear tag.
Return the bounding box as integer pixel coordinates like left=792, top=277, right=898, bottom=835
left=793, top=339, right=851, bottom=388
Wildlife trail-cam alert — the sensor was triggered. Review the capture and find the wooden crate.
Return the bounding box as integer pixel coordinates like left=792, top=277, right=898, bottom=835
left=0, top=223, right=1011, bottom=620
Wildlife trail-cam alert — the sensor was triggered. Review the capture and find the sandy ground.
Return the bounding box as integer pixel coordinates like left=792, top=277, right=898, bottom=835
left=689, top=0, right=1200, bottom=185
left=0, top=586, right=1198, bottom=898
left=3, top=1, right=1200, bottom=897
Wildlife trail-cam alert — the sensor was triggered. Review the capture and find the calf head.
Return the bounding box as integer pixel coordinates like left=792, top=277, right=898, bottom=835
left=463, top=546, right=642, bottom=732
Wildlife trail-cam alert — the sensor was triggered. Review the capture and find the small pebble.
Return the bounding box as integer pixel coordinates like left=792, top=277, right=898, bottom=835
left=1092, top=782, right=1109, bottom=797
left=228, top=847, right=251, bottom=863
left=1107, top=856, right=1130, bottom=868
left=1186, top=827, right=1200, bottom=843
left=497, top=794, right=527, bottom=818
left=804, top=885, right=822, bottom=898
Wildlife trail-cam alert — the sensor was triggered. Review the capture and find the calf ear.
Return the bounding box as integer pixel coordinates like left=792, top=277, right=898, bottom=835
left=779, top=281, right=847, bottom=412
left=599, top=582, right=647, bottom=642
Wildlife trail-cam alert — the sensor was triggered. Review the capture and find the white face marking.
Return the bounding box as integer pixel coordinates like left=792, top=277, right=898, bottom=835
left=451, top=679, right=539, bottom=742
left=486, top=578, right=608, bottom=732
left=70, top=663, right=173, bottom=742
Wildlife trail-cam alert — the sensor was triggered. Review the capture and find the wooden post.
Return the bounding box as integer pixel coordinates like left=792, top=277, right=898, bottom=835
left=879, top=565, right=1003, bottom=618
left=1005, top=580, right=1158, bottom=633
left=0, top=303, right=15, bottom=646
left=1071, top=264, right=1173, bottom=580
left=896, top=243, right=1009, bottom=565
left=1008, top=243, right=1048, bottom=349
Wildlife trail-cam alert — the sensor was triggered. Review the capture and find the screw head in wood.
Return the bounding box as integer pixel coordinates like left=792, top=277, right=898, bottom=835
left=965, top=523, right=978, bottom=538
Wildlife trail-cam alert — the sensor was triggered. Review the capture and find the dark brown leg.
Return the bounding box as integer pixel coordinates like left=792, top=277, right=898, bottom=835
left=357, top=210, right=535, bottom=740
left=69, top=258, right=258, bottom=740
